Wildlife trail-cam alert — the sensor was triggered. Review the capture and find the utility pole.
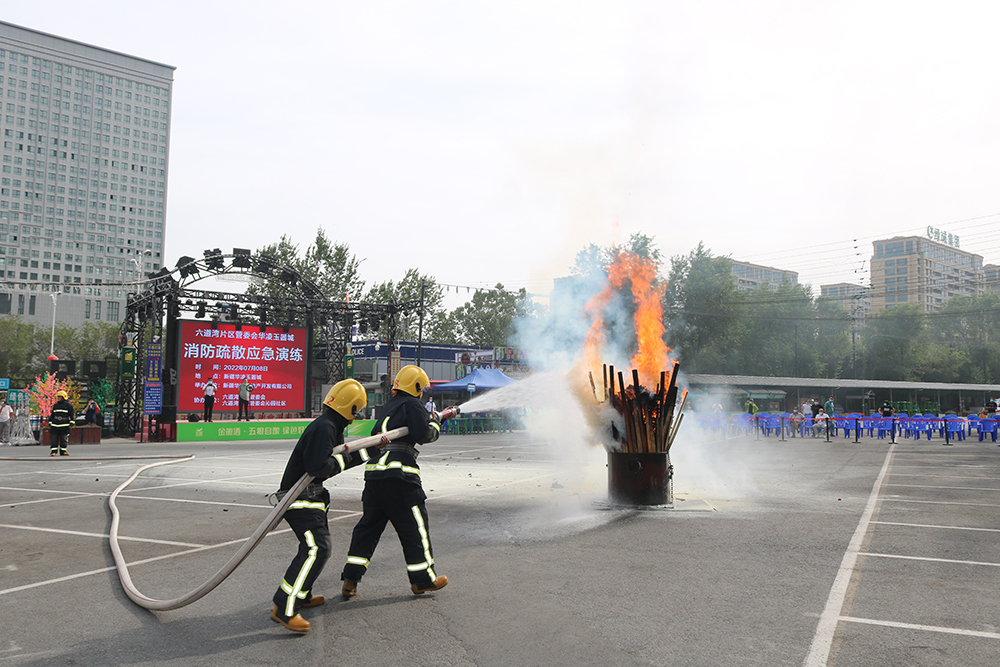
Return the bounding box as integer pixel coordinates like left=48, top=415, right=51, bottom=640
left=416, top=279, right=426, bottom=366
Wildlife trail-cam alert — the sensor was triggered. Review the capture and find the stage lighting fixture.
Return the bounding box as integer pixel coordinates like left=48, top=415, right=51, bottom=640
left=211, top=317, right=219, bottom=330
left=229, top=304, right=239, bottom=321
left=283, top=323, right=290, bottom=334
left=195, top=301, right=207, bottom=319
left=176, top=256, right=199, bottom=278
left=204, top=248, right=225, bottom=271
left=232, top=248, right=252, bottom=269
left=252, top=254, right=275, bottom=276
left=279, top=269, right=298, bottom=286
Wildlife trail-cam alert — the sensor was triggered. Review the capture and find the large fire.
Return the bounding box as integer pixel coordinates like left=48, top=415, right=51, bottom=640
left=582, top=249, right=675, bottom=386
left=575, top=249, right=686, bottom=453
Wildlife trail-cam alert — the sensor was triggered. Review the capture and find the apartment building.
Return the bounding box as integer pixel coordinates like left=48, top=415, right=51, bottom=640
left=730, top=260, right=798, bottom=292
left=870, top=235, right=983, bottom=313
left=0, top=21, right=174, bottom=327
left=819, top=282, right=871, bottom=320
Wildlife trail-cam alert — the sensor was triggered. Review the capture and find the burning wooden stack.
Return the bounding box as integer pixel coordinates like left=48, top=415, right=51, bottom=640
left=589, top=361, right=687, bottom=454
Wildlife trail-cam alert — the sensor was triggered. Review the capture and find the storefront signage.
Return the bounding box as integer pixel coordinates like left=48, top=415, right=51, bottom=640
left=926, top=226, right=960, bottom=248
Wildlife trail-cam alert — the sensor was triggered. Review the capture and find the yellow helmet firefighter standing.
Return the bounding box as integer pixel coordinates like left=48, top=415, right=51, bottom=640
left=323, top=379, right=367, bottom=421
left=55, top=390, right=69, bottom=400
left=392, top=365, right=430, bottom=397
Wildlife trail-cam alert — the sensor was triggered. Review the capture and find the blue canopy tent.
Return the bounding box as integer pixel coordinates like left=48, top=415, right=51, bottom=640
left=432, top=368, right=519, bottom=434
left=433, top=368, right=518, bottom=392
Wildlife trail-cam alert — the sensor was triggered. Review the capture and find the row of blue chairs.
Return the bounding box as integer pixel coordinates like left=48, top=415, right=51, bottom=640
left=694, top=413, right=1000, bottom=442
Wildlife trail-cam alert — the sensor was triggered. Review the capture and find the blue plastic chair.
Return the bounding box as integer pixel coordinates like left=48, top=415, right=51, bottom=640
left=896, top=413, right=912, bottom=438
left=966, top=415, right=979, bottom=436
left=978, top=418, right=998, bottom=442
left=945, top=416, right=965, bottom=441
left=913, top=414, right=936, bottom=440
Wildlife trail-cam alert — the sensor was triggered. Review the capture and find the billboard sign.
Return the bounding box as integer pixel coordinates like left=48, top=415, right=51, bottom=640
left=177, top=321, right=308, bottom=413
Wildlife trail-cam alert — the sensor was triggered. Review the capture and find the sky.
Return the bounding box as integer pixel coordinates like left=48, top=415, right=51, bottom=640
left=9, top=1, right=1000, bottom=307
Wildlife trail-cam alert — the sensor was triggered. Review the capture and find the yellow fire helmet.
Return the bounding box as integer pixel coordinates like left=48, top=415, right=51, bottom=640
left=323, top=379, right=367, bottom=421
left=393, top=365, right=430, bottom=397
left=55, top=391, right=69, bottom=400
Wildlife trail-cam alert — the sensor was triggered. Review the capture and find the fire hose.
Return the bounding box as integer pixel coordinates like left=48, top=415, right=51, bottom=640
left=109, top=406, right=460, bottom=611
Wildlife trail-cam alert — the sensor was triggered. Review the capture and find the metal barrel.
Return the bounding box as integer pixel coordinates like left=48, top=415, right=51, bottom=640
left=607, top=451, right=673, bottom=506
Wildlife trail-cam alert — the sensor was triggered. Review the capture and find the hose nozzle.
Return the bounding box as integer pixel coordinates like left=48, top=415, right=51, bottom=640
left=439, top=406, right=461, bottom=421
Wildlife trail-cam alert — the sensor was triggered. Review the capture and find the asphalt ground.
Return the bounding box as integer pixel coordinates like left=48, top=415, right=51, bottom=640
left=2, top=427, right=1000, bottom=666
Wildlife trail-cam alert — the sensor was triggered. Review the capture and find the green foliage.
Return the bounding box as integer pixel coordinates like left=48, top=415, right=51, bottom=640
left=662, top=244, right=746, bottom=373
left=249, top=228, right=366, bottom=302
left=49, top=321, right=119, bottom=362
left=88, top=377, right=114, bottom=411
left=364, top=269, right=449, bottom=343
left=450, top=284, right=530, bottom=347
left=0, top=316, right=42, bottom=378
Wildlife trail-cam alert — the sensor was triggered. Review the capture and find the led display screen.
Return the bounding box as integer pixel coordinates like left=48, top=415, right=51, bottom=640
left=177, top=320, right=307, bottom=413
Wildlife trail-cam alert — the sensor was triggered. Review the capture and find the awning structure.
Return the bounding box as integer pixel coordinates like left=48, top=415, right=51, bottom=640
left=747, top=389, right=787, bottom=400
left=434, top=368, right=517, bottom=392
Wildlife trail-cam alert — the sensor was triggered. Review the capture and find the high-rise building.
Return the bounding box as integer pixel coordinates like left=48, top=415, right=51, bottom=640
left=984, top=264, right=1000, bottom=297
left=819, top=282, right=871, bottom=320
left=0, top=21, right=174, bottom=327
left=729, top=260, right=798, bottom=292
left=870, top=235, right=983, bottom=313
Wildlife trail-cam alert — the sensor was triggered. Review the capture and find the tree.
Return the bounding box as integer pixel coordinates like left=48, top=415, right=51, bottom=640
left=0, top=316, right=42, bottom=378
left=27, top=372, right=80, bottom=418
left=88, top=377, right=114, bottom=411
left=49, top=321, right=119, bottom=362
left=250, top=229, right=366, bottom=302
left=929, top=294, right=1000, bottom=383
left=450, top=284, right=530, bottom=347
left=363, top=270, right=450, bottom=344
left=662, top=244, right=746, bottom=373
left=860, top=304, right=927, bottom=381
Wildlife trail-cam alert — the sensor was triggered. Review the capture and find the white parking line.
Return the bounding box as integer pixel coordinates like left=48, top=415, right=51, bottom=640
left=881, top=499, right=1000, bottom=509
left=0, top=523, right=204, bottom=547
left=0, top=511, right=360, bottom=597
left=884, top=483, right=1000, bottom=492
left=860, top=552, right=1000, bottom=568
left=802, top=441, right=896, bottom=667
left=840, top=616, right=1000, bottom=640
left=871, top=521, right=1000, bottom=534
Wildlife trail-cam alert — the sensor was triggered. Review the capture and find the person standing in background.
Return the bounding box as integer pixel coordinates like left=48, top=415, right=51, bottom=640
left=0, top=399, right=13, bottom=444
left=49, top=391, right=74, bottom=456
left=203, top=377, right=216, bottom=422
left=238, top=377, right=254, bottom=421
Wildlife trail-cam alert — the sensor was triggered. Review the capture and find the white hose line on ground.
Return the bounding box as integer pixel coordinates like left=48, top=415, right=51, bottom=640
left=3, top=455, right=200, bottom=461
left=107, top=427, right=408, bottom=611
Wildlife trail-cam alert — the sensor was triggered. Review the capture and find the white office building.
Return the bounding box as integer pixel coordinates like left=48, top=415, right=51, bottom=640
left=0, top=21, right=174, bottom=327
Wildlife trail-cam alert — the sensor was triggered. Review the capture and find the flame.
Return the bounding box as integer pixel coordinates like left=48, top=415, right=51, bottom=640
left=582, top=249, right=674, bottom=388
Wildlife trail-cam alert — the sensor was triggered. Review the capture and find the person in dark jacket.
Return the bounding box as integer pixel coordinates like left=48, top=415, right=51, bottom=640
left=341, top=364, right=448, bottom=598
left=49, top=391, right=74, bottom=456
left=84, top=399, right=101, bottom=425
left=270, top=379, right=369, bottom=633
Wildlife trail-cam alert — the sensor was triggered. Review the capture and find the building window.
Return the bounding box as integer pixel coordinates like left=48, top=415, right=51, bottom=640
left=106, top=301, right=119, bottom=321
left=94, top=300, right=101, bottom=320
left=28, top=294, right=35, bottom=315
left=84, top=298, right=90, bottom=319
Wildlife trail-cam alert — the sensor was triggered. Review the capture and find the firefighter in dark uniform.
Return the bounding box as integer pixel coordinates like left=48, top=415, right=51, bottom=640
left=270, top=378, right=369, bottom=633
left=341, top=365, right=448, bottom=598
left=49, top=391, right=74, bottom=456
